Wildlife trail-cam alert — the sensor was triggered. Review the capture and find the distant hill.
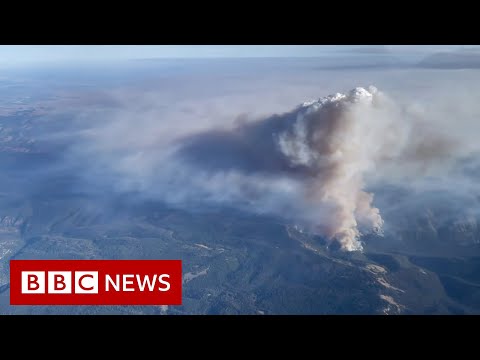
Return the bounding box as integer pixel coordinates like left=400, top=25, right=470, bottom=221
left=418, top=51, right=480, bottom=69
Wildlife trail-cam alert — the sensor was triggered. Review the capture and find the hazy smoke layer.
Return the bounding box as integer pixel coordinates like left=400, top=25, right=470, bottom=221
left=76, top=84, right=461, bottom=251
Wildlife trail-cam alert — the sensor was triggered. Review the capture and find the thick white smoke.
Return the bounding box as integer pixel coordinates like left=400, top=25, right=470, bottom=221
left=275, top=86, right=391, bottom=250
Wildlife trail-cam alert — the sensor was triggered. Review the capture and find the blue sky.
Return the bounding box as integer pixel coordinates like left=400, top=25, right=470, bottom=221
left=0, top=45, right=471, bottom=67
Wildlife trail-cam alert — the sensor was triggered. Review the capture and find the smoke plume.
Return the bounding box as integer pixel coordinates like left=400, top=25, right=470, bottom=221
left=170, top=86, right=425, bottom=250
left=74, top=84, right=463, bottom=252
left=169, top=84, right=463, bottom=251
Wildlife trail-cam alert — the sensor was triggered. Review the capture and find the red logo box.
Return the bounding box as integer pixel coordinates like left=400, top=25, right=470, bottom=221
left=10, top=260, right=182, bottom=305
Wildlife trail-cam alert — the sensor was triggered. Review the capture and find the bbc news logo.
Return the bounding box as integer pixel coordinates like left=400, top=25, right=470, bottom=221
left=21, top=272, right=171, bottom=294
left=10, top=260, right=182, bottom=305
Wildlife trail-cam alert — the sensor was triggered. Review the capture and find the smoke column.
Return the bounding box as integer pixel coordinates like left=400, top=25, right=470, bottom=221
left=276, top=86, right=389, bottom=250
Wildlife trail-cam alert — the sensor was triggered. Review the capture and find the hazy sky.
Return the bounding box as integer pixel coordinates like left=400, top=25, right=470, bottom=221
left=0, top=45, right=472, bottom=67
